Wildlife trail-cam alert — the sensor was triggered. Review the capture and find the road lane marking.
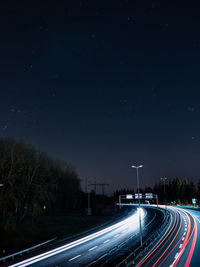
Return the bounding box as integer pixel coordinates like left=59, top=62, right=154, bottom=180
left=86, top=260, right=97, bottom=267
left=103, top=239, right=110, bottom=243
left=184, top=210, right=197, bottom=266
left=9, top=210, right=144, bottom=267
left=179, top=244, right=182, bottom=248
left=89, top=246, right=98, bottom=251
left=182, top=237, right=185, bottom=241
left=173, top=208, right=194, bottom=267
left=97, top=253, right=108, bottom=261
left=151, top=209, right=182, bottom=267
left=136, top=208, right=175, bottom=267
left=69, top=255, right=81, bottom=261
left=174, top=253, right=179, bottom=259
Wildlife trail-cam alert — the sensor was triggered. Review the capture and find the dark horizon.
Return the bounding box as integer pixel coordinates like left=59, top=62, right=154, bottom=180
left=1, top=1, right=200, bottom=192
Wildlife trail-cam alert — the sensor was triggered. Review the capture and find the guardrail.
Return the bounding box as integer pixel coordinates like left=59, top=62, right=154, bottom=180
left=0, top=237, right=56, bottom=263
left=116, top=208, right=171, bottom=266
left=173, top=205, right=200, bottom=211
left=86, top=206, right=170, bottom=267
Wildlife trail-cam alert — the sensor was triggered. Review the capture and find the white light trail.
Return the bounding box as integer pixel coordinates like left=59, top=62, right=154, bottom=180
left=10, top=208, right=146, bottom=267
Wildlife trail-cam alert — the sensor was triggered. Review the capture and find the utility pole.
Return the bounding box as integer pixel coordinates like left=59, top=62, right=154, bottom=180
left=91, top=182, right=98, bottom=195
left=98, top=183, right=109, bottom=197
left=91, top=183, right=109, bottom=197
left=90, top=182, right=98, bottom=213
left=86, top=178, right=91, bottom=215
left=114, top=191, right=117, bottom=211
left=85, top=177, right=87, bottom=193
left=156, top=194, right=158, bottom=207
left=119, top=195, right=122, bottom=209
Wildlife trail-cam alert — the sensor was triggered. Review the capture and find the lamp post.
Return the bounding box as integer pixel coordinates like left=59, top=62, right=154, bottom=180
left=161, top=177, right=167, bottom=208
left=131, top=164, right=143, bottom=247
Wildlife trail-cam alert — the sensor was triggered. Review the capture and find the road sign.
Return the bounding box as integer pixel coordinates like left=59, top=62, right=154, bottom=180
left=145, top=193, right=153, bottom=199
left=135, top=193, right=142, bottom=199
left=192, top=198, right=196, bottom=204
left=126, top=194, right=133, bottom=199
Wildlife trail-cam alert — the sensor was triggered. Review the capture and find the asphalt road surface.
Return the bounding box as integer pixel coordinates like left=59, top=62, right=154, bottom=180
left=137, top=205, right=199, bottom=267
left=8, top=207, right=162, bottom=267
left=8, top=205, right=200, bottom=267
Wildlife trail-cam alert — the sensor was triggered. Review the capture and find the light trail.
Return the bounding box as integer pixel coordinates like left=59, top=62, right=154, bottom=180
left=169, top=208, right=197, bottom=267
left=158, top=213, right=188, bottom=267
left=137, top=209, right=176, bottom=267
left=152, top=209, right=182, bottom=267
left=183, top=211, right=197, bottom=267
left=171, top=209, right=192, bottom=267
left=158, top=231, right=185, bottom=267
left=138, top=206, right=198, bottom=267
left=9, top=208, right=145, bottom=267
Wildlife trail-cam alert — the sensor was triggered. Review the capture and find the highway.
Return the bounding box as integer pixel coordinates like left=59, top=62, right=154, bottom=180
left=7, top=205, right=200, bottom=266
left=188, top=208, right=200, bottom=266
left=8, top=207, right=163, bottom=267
left=137, top=205, right=199, bottom=267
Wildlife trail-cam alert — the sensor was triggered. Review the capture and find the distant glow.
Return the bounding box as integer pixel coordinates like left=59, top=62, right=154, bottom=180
left=10, top=208, right=146, bottom=267
left=136, top=207, right=145, bottom=220
left=126, top=208, right=145, bottom=230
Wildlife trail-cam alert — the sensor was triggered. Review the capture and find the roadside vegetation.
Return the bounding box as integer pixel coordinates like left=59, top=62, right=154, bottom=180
left=0, top=210, right=114, bottom=256
left=0, top=138, right=115, bottom=256
left=0, top=137, right=200, bottom=257
left=115, top=177, right=200, bottom=206
left=0, top=138, right=82, bottom=231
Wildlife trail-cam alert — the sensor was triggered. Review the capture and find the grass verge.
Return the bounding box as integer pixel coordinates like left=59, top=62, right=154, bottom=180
left=0, top=210, right=113, bottom=257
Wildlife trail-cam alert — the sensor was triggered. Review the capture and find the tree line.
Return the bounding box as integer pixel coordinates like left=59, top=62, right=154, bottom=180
left=1, top=137, right=199, bottom=231
left=0, top=138, right=82, bottom=231
left=115, top=177, right=200, bottom=205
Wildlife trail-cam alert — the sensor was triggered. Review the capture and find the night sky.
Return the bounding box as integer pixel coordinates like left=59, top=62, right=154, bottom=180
left=1, top=0, right=200, bottom=193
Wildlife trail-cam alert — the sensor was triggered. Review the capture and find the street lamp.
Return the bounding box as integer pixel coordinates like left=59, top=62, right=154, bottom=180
left=131, top=164, right=143, bottom=247
left=160, top=177, right=167, bottom=208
